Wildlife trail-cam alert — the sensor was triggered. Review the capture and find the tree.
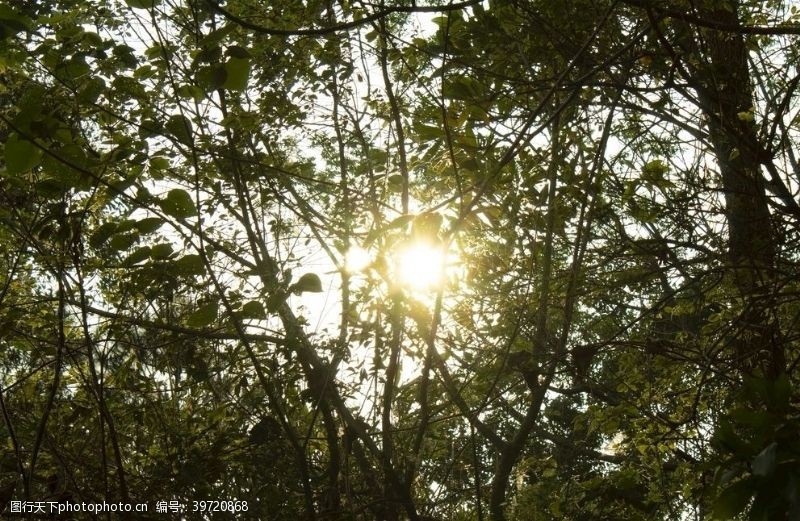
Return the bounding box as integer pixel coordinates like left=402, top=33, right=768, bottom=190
left=1, top=0, right=799, bottom=519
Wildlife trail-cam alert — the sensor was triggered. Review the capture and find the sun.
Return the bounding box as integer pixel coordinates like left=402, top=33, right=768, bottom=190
left=344, top=241, right=457, bottom=292
left=395, top=241, right=446, bottom=291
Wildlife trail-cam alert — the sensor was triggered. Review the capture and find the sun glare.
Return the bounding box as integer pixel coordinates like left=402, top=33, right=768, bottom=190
left=396, top=242, right=446, bottom=291
left=345, top=246, right=372, bottom=273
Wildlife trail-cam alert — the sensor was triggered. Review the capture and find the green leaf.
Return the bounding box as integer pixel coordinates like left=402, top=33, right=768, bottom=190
left=0, top=6, right=33, bottom=38
left=124, top=0, right=158, bottom=9
left=742, top=375, right=772, bottom=405
left=240, top=301, right=266, bottom=319
left=125, top=246, right=151, bottom=265
left=292, top=273, right=323, bottom=294
left=412, top=212, right=443, bottom=238
left=35, top=178, right=69, bottom=197
left=227, top=46, right=250, bottom=59
left=771, top=372, right=791, bottom=410
left=59, top=57, right=90, bottom=81
left=197, top=65, right=227, bottom=91
left=223, top=57, right=250, bottom=91
left=388, top=174, right=404, bottom=191
left=150, top=243, right=173, bottom=259
left=365, top=213, right=417, bottom=246
left=89, top=222, right=118, bottom=248
left=165, top=115, right=193, bottom=146
left=3, top=134, right=42, bottom=174
left=109, top=233, right=138, bottom=252
left=714, top=420, right=748, bottom=454
left=187, top=302, right=218, bottom=327
left=78, top=77, right=106, bottom=103
left=642, top=159, right=669, bottom=179
left=713, top=479, right=754, bottom=519
left=159, top=189, right=197, bottom=218
left=388, top=214, right=415, bottom=230
left=115, top=219, right=139, bottom=234
left=751, top=442, right=777, bottom=477
left=135, top=217, right=164, bottom=234
left=149, top=157, right=170, bottom=171
left=413, top=119, right=446, bottom=141
left=200, top=24, right=235, bottom=48
left=176, top=84, right=204, bottom=101
left=139, top=119, right=162, bottom=139
left=175, top=254, right=205, bottom=275
left=442, top=77, right=482, bottom=100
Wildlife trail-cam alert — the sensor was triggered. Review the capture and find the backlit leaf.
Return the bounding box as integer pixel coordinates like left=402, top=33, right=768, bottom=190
left=241, top=301, right=266, bottom=319
left=159, top=189, right=197, bottom=218
left=3, top=135, right=42, bottom=174
left=292, top=273, right=323, bottom=294
left=165, top=115, right=193, bottom=146
left=187, top=302, right=218, bottom=327
left=223, top=57, right=250, bottom=91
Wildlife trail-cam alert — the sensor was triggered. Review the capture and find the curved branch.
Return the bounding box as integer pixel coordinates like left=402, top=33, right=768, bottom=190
left=623, top=0, right=800, bottom=35
left=204, top=0, right=483, bottom=37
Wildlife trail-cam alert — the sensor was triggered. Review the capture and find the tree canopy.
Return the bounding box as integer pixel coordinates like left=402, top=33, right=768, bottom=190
left=2, top=0, right=800, bottom=519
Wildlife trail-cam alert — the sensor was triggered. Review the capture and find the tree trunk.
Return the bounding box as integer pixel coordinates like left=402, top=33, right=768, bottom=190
left=688, top=0, right=785, bottom=377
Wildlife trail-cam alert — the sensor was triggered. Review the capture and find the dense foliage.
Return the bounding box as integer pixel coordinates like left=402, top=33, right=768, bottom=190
left=2, top=0, right=800, bottom=519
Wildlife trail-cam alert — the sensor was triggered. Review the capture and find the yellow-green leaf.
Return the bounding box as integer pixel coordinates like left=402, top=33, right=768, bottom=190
left=241, top=301, right=266, bottom=319
left=187, top=302, right=218, bottom=327
left=3, top=134, right=42, bottom=174
left=223, top=57, right=250, bottom=91
left=292, top=273, right=323, bottom=294
left=159, top=189, right=197, bottom=218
